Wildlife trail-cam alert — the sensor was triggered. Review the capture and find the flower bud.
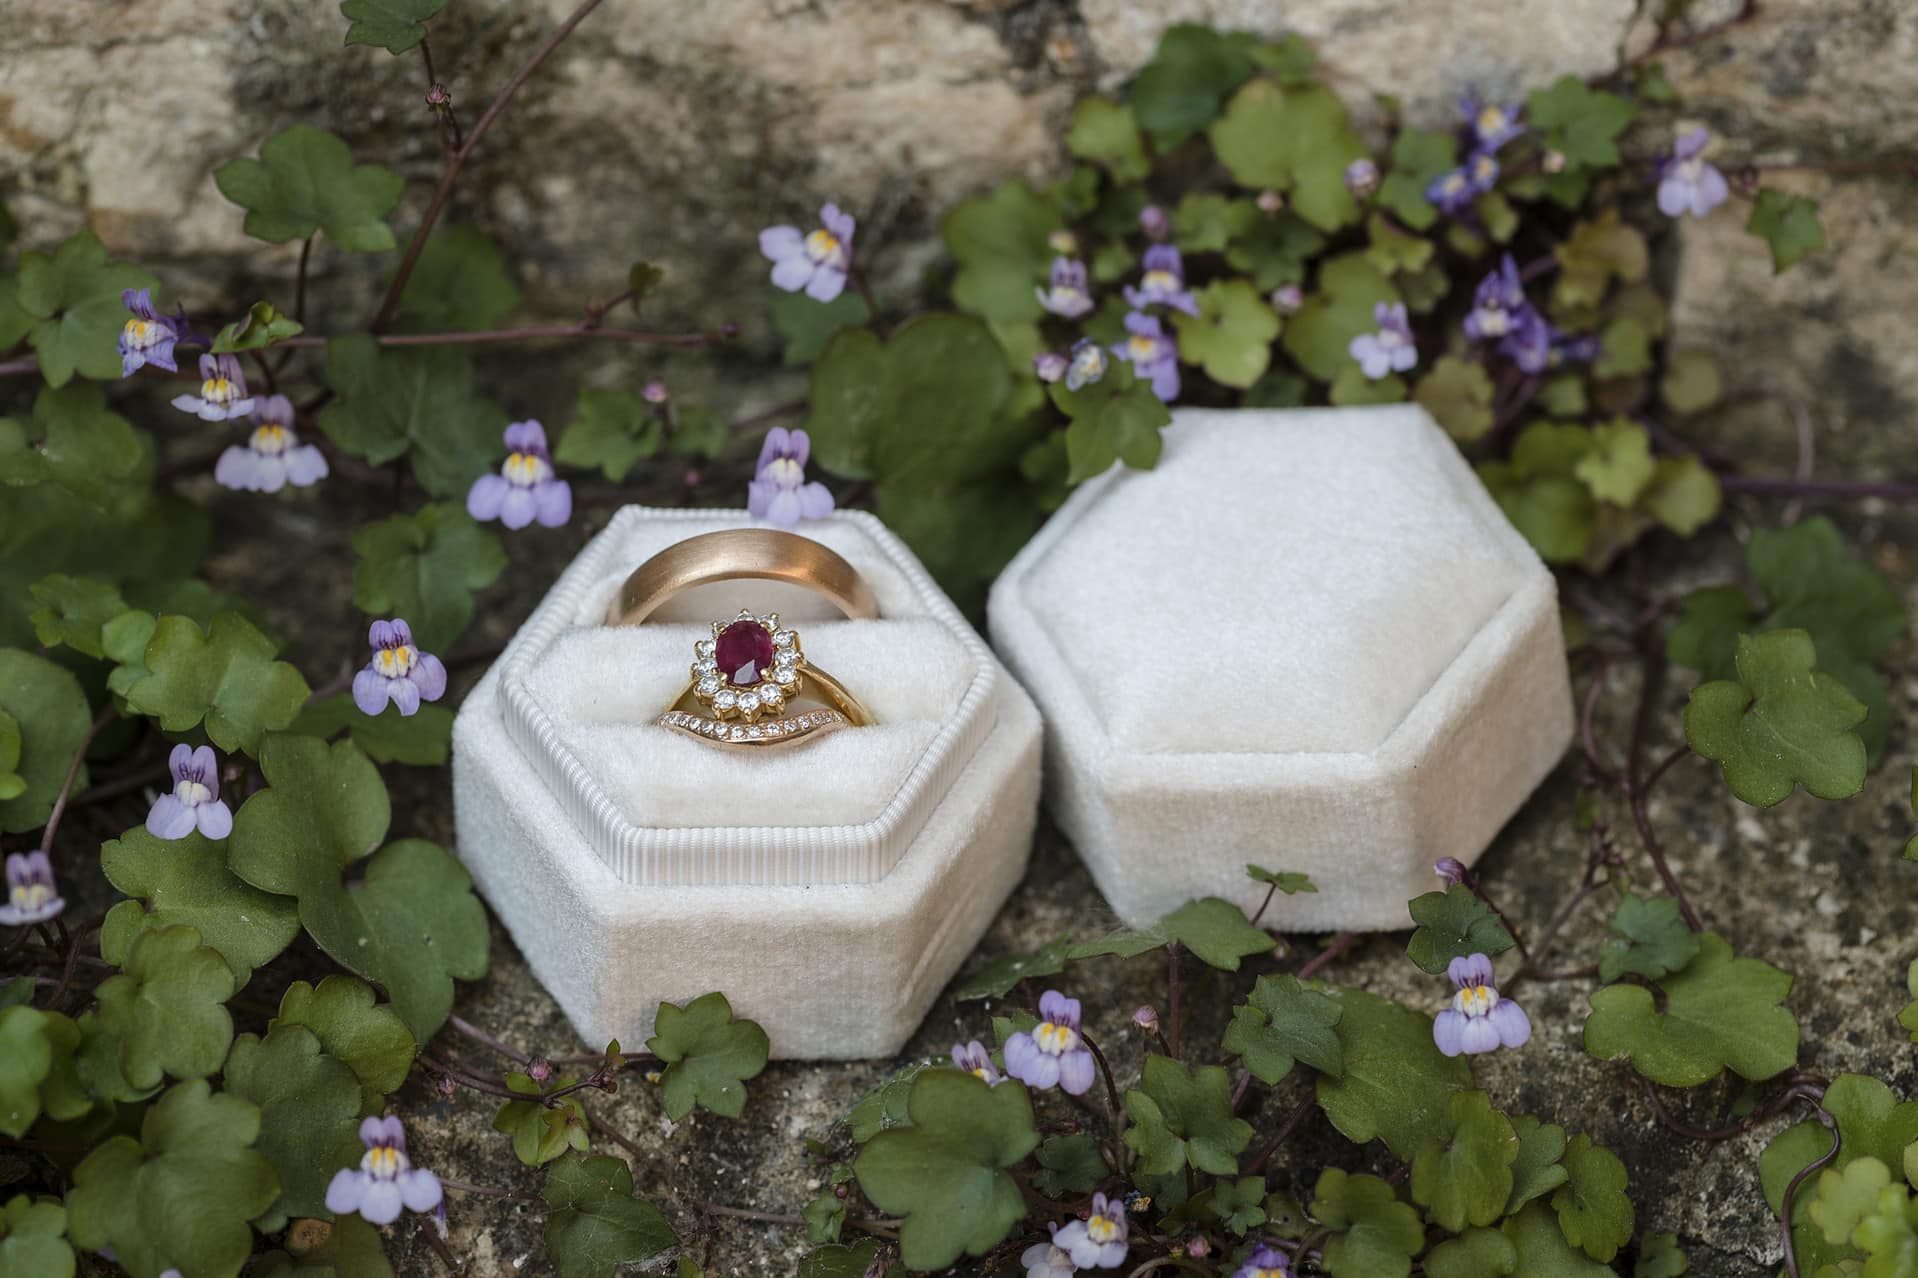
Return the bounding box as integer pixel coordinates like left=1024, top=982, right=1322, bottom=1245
left=1256, top=189, right=1285, bottom=214
left=436, top=1074, right=458, bottom=1098
left=1139, top=203, right=1170, bottom=241
left=1434, top=857, right=1469, bottom=885
left=1344, top=158, right=1380, bottom=198
left=1541, top=147, right=1568, bottom=174
left=1132, top=1005, right=1160, bottom=1033
left=425, top=83, right=452, bottom=109
left=1269, top=283, right=1304, bottom=314
left=1183, top=1235, right=1211, bottom=1258
left=641, top=378, right=670, bottom=404
left=1033, top=351, right=1068, bottom=384
left=528, top=1056, right=554, bottom=1083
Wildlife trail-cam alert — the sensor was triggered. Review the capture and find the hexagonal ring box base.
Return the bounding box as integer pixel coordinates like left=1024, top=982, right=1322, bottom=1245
left=989, top=407, right=1574, bottom=932
left=453, top=509, right=1041, bottom=1059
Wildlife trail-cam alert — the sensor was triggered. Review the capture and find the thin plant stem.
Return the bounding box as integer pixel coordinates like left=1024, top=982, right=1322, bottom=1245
left=440, top=1176, right=537, bottom=1201
left=1625, top=642, right=1703, bottom=931
left=1245, top=1091, right=1315, bottom=1174
left=446, top=1013, right=532, bottom=1065
left=1165, top=943, right=1182, bottom=1057
left=699, top=1200, right=902, bottom=1242
left=39, top=709, right=115, bottom=858
left=1780, top=1104, right=1841, bottom=1278
left=1079, top=1029, right=1128, bottom=1161
left=372, top=0, right=612, bottom=330
left=1718, top=474, right=1918, bottom=503
left=1296, top=931, right=1357, bottom=980
left=414, top=1215, right=462, bottom=1275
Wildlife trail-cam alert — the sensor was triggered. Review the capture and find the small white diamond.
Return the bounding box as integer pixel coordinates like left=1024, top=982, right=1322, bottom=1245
left=697, top=677, right=721, bottom=697
left=695, top=639, right=715, bottom=659
left=713, top=690, right=737, bottom=711
left=759, top=682, right=783, bottom=705
left=738, top=692, right=761, bottom=714
left=748, top=725, right=763, bottom=739
left=695, top=659, right=717, bottom=677
left=763, top=723, right=782, bottom=736
left=775, top=667, right=798, bottom=686
left=730, top=726, right=747, bottom=741
left=773, top=629, right=796, bottom=649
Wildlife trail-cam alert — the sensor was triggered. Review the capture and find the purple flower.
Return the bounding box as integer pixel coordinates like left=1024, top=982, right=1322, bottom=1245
left=1459, top=92, right=1525, bottom=151
left=1498, top=306, right=1554, bottom=374
left=326, top=1116, right=443, bottom=1226
left=1036, top=257, right=1094, bottom=319
left=1132, top=1005, right=1159, bottom=1034
left=1255, top=190, right=1285, bottom=214
left=642, top=378, right=670, bottom=404
left=1348, top=302, right=1417, bottom=380
left=119, top=288, right=188, bottom=377
left=1054, top=1193, right=1129, bottom=1269
left=1464, top=254, right=1528, bottom=343
left=0, top=851, right=64, bottom=926
left=170, top=353, right=255, bottom=422
left=215, top=395, right=328, bottom=493
left=468, top=420, right=571, bottom=530
left=1344, top=158, right=1380, bottom=198
left=1434, top=857, right=1469, bottom=885
left=1123, top=246, right=1199, bottom=317
left=1033, top=351, right=1068, bottom=384
left=1432, top=953, right=1531, bottom=1057
left=145, top=744, right=233, bottom=841
left=352, top=619, right=448, bottom=717
left=1023, top=1228, right=1080, bottom=1278
left=1232, top=1244, right=1294, bottom=1278
left=1065, top=338, right=1107, bottom=391
left=1112, top=312, right=1180, bottom=402
left=1139, top=204, right=1170, bottom=241
left=1269, top=284, right=1303, bottom=314
left=1004, top=990, right=1097, bottom=1094
left=1426, top=150, right=1501, bottom=216
left=1658, top=126, right=1730, bottom=219
left=747, top=426, right=834, bottom=527
left=951, top=1040, right=1002, bottom=1086
left=759, top=203, right=855, bottom=302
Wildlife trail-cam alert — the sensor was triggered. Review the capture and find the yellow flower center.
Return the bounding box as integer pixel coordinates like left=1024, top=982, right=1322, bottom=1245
left=376, top=645, right=419, bottom=678
left=970, top=1067, right=994, bottom=1082
left=362, top=1145, right=403, bottom=1178
left=1087, top=1213, right=1121, bottom=1243
left=503, top=451, right=551, bottom=486
left=1478, top=106, right=1509, bottom=136
left=1142, top=269, right=1179, bottom=293
left=1453, top=984, right=1498, bottom=1018
left=175, top=778, right=212, bottom=808
left=765, top=457, right=804, bottom=487
left=250, top=424, right=288, bottom=455
left=804, top=228, right=845, bottom=267
left=11, top=884, right=49, bottom=912
left=1035, top=1021, right=1080, bottom=1055
left=1128, top=335, right=1158, bottom=360
left=1472, top=154, right=1498, bottom=182
left=203, top=377, right=236, bottom=404
left=124, top=318, right=154, bottom=346
left=1442, top=174, right=1466, bottom=196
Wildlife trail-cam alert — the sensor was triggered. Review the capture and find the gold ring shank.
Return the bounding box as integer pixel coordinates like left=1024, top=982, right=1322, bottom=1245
left=608, top=529, right=879, bottom=627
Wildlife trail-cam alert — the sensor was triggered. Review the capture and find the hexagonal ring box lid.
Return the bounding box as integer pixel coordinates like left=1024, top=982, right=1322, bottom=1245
left=989, top=407, right=1574, bottom=931
left=494, top=508, right=1004, bottom=885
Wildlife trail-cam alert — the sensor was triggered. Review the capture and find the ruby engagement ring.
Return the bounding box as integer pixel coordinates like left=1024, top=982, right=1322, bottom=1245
left=657, top=610, right=873, bottom=748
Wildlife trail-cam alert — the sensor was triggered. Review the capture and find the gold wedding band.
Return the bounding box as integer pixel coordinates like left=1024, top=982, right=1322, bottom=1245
left=606, top=529, right=879, bottom=627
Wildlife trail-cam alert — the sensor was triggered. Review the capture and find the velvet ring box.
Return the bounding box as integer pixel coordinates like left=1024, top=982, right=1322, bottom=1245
left=452, top=508, right=1041, bottom=1059
left=988, top=406, right=1574, bottom=932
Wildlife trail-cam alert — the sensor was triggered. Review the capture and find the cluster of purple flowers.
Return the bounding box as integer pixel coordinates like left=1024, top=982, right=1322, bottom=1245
left=1463, top=253, right=1596, bottom=375
left=1426, top=93, right=1525, bottom=217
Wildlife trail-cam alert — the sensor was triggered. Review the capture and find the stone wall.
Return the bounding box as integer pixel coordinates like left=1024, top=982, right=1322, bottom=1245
left=2, top=0, right=1911, bottom=461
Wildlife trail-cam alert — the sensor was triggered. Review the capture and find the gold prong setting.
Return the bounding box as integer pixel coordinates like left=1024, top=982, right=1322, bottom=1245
left=690, top=610, right=806, bottom=724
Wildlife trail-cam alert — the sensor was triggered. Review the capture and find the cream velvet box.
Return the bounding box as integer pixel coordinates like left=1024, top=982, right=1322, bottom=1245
left=988, top=406, right=1573, bottom=932
left=452, top=508, right=1042, bottom=1059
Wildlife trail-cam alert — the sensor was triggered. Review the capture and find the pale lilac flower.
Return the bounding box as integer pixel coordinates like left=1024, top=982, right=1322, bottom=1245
left=1434, top=857, right=1469, bottom=885
left=1232, top=1243, right=1294, bottom=1278
left=1054, top=1193, right=1128, bottom=1269
left=0, top=852, right=64, bottom=926
left=1123, top=246, right=1198, bottom=317
left=1255, top=190, right=1285, bottom=214
left=1426, top=150, right=1500, bottom=217
left=951, top=1040, right=1002, bottom=1087
left=1463, top=255, right=1528, bottom=343
left=1033, top=351, right=1068, bottom=384
left=215, top=395, right=327, bottom=493
left=641, top=378, right=670, bottom=404
left=1111, top=313, right=1180, bottom=402
left=145, top=744, right=233, bottom=841
left=747, top=426, right=834, bottom=527
left=1499, top=307, right=1555, bottom=374
left=326, top=1116, right=443, bottom=1226
left=1131, top=1005, right=1159, bottom=1034
left=1348, top=302, right=1417, bottom=380
left=1658, top=126, right=1730, bottom=219
left=352, top=619, right=448, bottom=718
left=1065, top=338, right=1107, bottom=391
left=468, top=421, right=571, bottom=530
left=1432, top=953, right=1531, bottom=1057
left=1139, top=204, right=1170, bottom=241
left=1269, top=284, right=1303, bottom=314
left=118, top=288, right=188, bottom=377
left=1003, top=990, right=1096, bottom=1095
left=170, top=353, right=255, bottom=422
left=1023, top=1229, right=1080, bottom=1278
left=1344, top=158, right=1380, bottom=198
left=759, top=203, right=855, bottom=302
left=1036, top=257, right=1095, bottom=319
left=1459, top=92, right=1525, bottom=151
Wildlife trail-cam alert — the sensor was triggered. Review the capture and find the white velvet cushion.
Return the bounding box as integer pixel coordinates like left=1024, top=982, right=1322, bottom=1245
left=990, top=406, right=1575, bottom=931
left=492, top=509, right=1002, bottom=885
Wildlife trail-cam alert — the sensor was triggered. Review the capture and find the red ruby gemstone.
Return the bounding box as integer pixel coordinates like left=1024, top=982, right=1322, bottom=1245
left=714, top=620, right=774, bottom=687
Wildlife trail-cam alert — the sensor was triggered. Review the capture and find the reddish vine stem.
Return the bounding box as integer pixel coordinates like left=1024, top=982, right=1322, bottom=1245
left=371, top=0, right=611, bottom=331
left=1718, top=474, right=1918, bottom=503
left=1079, top=1029, right=1129, bottom=1161
left=1579, top=654, right=1623, bottom=788
left=1296, top=931, right=1357, bottom=980
left=1780, top=1104, right=1841, bottom=1278
left=38, top=709, right=115, bottom=859
left=414, top=1215, right=462, bottom=1274
left=582, top=1107, right=644, bottom=1160
left=1605, top=0, right=1760, bottom=80
left=1244, top=1092, right=1316, bottom=1174
left=1625, top=642, right=1703, bottom=930
left=445, top=1013, right=532, bottom=1065
left=698, top=1201, right=902, bottom=1242
left=440, top=1176, right=537, bottom=1201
